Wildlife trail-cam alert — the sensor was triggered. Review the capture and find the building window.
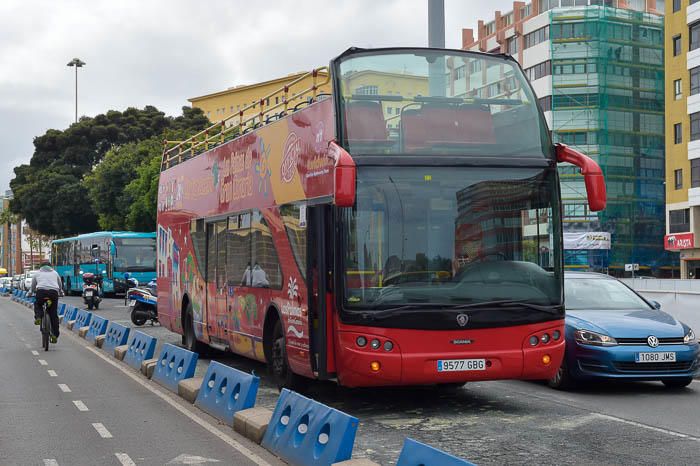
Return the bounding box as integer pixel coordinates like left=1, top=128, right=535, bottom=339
left=675, top=79, right=682, bottom=100
left=674, top=0, right=681, bottom=12
left=538, top=95, right=552, bottom=112
left=524, top=26, right=549, bottom=49
left=675, top=169, right=683, bottom=190
left=524, top=60, right=551, bottom=81
left=692, top=112, right=700, bottom=141
left=691, top=23, right=700, bottom=51
left=675, top=122, right=683, bottom=144
left=674, top=35, right=682, bottom=56
left=692, top=67, right=700, bottom=96
left=355, top=85, right=378, bottom=95
left=507, top=36, right=518, bottom=56
left=669, top=209, right=690, bottom=233
left=693, top=159, right=700, bottom=188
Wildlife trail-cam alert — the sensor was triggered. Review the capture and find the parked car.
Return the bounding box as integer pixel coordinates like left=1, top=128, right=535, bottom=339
left=18, top=274, right=26, bottom=290
left=0, top=277, right=11, bottom=289
left=23, top=271, right=37, bottom=291
left=549, top=272, right=699, bottom=390
left=11, top=274, right=21, bottom=289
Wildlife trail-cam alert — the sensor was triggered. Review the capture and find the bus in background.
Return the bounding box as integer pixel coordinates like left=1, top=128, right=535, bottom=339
left=157, top=47, right=606, bottom=388
left=52, top=231, right=156, bottom=295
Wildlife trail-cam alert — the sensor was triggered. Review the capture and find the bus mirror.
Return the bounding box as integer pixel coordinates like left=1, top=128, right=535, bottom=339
left=555, top=143, right=607, bottom=212
left=329, top=141, right=356, bottom=207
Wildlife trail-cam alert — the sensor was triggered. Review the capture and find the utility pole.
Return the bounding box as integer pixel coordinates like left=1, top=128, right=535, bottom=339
left=66, top=58, right=86, bottom=123
left=428, top=0, right=446, bottom=97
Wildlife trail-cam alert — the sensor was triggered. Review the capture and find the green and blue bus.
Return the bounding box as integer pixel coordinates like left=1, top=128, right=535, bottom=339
left=51, top=231, right=156, bottom=295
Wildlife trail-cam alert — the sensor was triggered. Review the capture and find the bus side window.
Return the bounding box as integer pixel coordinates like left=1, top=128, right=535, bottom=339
left=190, top=219, right=207, bottom=278
left=226, top=214, right=251, bottom=287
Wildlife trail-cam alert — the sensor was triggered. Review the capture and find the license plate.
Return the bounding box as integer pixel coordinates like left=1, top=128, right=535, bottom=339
left=437, top=359, right=486, bottom=372
left=85, top=291, right=93, bottom=297
left=128, top=300, right=135, bottom=307
left=635, top=352, right=676, bottom=363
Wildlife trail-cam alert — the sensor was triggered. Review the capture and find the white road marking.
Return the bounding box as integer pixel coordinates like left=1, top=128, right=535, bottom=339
left=115, top=453, right=137, bottom=466
left=47, top=370, right=57, bottom=377
left=58, top=384, right=71, bottom=393
left=31, top=350, right=39, bottom=356
left=38, top=359, right=48, bottom=366
left=594, top=413, right=700, bottom=442
left=80, top=340, right=272, bottom=465
left=167, top=454, right=221, bottom=464
left=92, top=423, right=113, bottom=438
left=43, top=460, right=59, bottom=466
left=73, top=400, right=89, bottom=411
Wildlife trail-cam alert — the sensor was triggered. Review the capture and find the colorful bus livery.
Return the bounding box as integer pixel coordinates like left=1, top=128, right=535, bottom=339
left=52, top=231, right=156, bottom=294
left=158, top=47, right=606, bottom=388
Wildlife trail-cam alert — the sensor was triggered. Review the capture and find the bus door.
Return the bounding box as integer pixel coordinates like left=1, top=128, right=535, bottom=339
left=206, top=220, right=229, bottom=346
left=306, top=204, right=335, bottom=379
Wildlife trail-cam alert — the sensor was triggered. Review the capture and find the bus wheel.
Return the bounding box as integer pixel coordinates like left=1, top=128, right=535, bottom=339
left=183, top=302, right=206, bottom=354
left=270, top=320, right=302, bottom=391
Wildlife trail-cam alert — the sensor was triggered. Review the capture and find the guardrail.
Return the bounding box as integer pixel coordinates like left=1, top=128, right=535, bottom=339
left=620, top=278, right=700, bottom=294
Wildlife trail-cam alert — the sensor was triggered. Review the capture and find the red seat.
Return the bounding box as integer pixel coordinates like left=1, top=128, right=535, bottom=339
left=401, top=104, right=495, bottom=152
left=343, top=101, right=388, bottom=143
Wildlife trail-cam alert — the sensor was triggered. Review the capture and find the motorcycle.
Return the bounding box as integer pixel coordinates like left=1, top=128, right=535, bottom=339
left=80, top=271, right=103, bottom=310
left=127, top=278, right=158, bottom=326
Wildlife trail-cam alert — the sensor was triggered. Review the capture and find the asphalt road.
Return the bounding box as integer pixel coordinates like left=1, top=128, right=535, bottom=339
left=22, top=296, right=700, bottom=465
left=0, top=297, right=283, bottom=466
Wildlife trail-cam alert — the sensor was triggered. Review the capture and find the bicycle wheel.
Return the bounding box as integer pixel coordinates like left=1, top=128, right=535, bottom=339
left=41, top=306, right=50, bottom=351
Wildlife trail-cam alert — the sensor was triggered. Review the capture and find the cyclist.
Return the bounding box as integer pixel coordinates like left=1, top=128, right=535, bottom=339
left=31, top=261, right=63, bottom=343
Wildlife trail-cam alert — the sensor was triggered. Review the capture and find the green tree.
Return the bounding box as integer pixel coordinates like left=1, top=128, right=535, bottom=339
left=123, top=154, right=161, bottom=231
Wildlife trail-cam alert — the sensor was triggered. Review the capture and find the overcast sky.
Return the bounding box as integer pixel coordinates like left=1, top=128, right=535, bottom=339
left=0, top=0, right=513, bottom=193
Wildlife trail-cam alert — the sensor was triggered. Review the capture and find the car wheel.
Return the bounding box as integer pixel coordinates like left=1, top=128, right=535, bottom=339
left=662, top=377, right=693, bottom=389
left=183, top=302, right=206, bottom=354
left=270, top=320, right=303, bottom=391
left=548, top=358, right=574, bottom=390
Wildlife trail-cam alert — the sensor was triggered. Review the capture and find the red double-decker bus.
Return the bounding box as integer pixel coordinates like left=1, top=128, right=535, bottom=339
left=157, top=47, right=605, bottom=388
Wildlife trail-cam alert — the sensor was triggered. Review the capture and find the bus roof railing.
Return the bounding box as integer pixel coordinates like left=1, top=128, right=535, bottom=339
left=161, top=67, right=330, bottom=172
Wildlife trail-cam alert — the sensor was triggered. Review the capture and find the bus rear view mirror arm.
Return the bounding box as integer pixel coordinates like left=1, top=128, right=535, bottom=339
left=328, top=141, right=356, bottom=207
left=555, top=143, right=607, bottom=212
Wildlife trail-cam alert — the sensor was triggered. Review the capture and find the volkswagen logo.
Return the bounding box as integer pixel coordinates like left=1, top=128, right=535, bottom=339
left=647, top=335, right=659, bottom=348
left=456, top=314, right=469, bottom=327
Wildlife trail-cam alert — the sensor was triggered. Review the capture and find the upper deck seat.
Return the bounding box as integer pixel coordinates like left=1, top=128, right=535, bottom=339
left=401, top=103, right=495, bottom=153
left=343, top=100, right=390, bottom=145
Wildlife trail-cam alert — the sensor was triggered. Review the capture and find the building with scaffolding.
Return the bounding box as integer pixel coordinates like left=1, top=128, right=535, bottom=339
left=462, top=0, right=672, bottom=276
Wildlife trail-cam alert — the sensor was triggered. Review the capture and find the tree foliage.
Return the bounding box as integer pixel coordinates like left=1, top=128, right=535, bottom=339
left=10, top=106, right=209, bottom=236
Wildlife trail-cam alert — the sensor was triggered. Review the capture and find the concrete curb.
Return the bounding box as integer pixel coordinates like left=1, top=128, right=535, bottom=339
left=67, top=320, right=76, bottom=330
left=114, top=345, right=128, bottom=361
left=78, top=326, right=89, bottom=338
left=178, top=377, right=204, bottom=404
left=233, top=407, right=273, bottom=445
left=95, top=335, right=105, bottom=348
left=140, top=358, right=158, bottom=379
left=332, top=460, right=381, bottom=466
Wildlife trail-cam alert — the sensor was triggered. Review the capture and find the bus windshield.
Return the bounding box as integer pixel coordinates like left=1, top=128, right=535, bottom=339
left=113, top=237, right=156, bottom=273
left=342, top=167, right=562, bottom=309
left=336, top=48, right=549, bottom=157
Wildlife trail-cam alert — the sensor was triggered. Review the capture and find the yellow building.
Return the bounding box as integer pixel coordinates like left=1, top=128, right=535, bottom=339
left=665, top=1, right=700, bottom=278
left=189, top=71, right=331, bottom=123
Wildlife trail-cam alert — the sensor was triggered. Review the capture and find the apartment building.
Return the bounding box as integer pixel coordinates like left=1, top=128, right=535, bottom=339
left=463, top=0, right=671, bottom=276
left=665, top=0, right=700, bottom=278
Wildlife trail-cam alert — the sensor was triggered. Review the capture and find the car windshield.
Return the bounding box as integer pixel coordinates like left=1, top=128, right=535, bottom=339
left=114, top=237, right=156, bottom=273
left=336, top=48, right=549, bottom=157
left=565, top=278, right=652, bottom=310
left=343, top=166, right=562, bottom=308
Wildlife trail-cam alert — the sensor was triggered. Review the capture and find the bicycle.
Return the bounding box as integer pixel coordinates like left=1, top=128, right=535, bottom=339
left=38, top=296, right=53, bottom=351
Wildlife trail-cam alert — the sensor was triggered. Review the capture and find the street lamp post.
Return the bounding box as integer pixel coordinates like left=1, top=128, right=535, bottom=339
left=66, top=58, right=86, bottom=123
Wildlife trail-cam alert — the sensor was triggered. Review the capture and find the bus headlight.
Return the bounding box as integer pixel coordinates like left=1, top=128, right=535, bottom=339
left=574, top=329, right=617, bottom=347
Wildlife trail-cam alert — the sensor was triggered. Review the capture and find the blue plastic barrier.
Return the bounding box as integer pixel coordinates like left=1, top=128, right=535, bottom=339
left=261, top=389, right=359, bottom=466
left=62, top=306, right=78, bottom=325
left=72, top=309, right=92, bottom=332
left=194, top=361, right=260, bottom=425
left=85, top=315, right=109, bottom=343
left=152, top=343, right=198, bottom=393
left=123, top=330, right=157, bottom=370
left=396, top=438, right=476, bottom=466
left=103, top=322, right=130, bottom=354
left=58, top=303, right=67, bottom=317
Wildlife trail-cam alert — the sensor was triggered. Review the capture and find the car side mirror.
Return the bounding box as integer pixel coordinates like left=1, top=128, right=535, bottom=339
left=651, top=300, right=661, bottom=310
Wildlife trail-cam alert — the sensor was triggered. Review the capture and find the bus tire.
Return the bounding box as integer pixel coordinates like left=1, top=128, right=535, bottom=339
left=270, top=320, right=303, bottom=391
left=183, top=302, right=206, bottom=355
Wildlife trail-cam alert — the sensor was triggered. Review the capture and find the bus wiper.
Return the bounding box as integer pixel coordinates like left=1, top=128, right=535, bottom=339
left=449, top=300, right=563, bottom=314
left=357, top=303, right=453, bottom=320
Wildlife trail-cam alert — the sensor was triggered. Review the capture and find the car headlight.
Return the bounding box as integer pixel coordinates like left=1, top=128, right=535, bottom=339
left=574, top=329, right=617, bottom=347
left=684, top=329, right=696, bottom=344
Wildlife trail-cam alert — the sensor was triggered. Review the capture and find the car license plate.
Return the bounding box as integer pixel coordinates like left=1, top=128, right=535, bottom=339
left=635, top=352, right=676, bottom=363
left=437, top=359, right=486, bottom=372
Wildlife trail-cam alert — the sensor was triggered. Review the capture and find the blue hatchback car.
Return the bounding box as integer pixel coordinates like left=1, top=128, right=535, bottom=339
left=549, top=272, right=699, bottom=389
